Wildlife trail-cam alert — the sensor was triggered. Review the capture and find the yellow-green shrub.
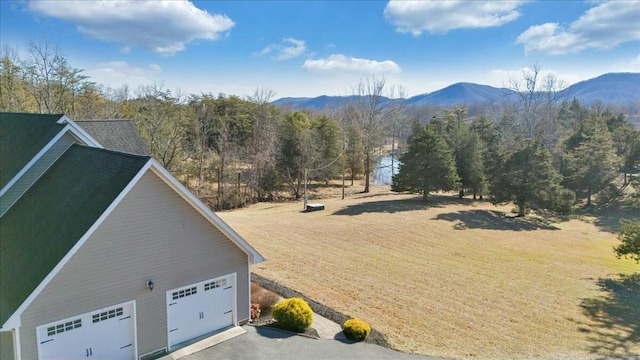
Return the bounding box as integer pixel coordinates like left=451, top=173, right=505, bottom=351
left=272, top=298, right=313, bottom=332
left=342, top=318, right=371, bottom=341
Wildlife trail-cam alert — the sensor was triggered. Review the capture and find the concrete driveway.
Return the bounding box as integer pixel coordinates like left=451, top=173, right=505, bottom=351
left=177, top=325, right=439, bottom=360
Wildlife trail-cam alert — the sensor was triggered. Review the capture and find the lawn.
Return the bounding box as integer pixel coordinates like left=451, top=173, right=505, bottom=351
left=218, top=190, right=640, bottom=359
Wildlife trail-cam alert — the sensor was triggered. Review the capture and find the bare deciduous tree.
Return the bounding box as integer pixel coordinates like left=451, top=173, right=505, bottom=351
left=507, top=64, right=566, bottom=147
left=346, top=76, right=404, bottom=193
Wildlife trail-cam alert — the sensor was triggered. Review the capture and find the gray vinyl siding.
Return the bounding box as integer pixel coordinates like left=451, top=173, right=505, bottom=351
left=0, top=133, right=76, bottom=216
left=0, top=331, right=14, bottom=360
left=19, top=171, right=250, bottom=360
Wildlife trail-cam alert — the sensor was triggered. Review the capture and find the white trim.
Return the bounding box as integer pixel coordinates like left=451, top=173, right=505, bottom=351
left=0, top=121, right=102, bottom=198
left=1, top=127, right=67, bottom=197
left=147, top=160, right=265, bottom=264
left=0, top=161, right=153, bottom=331
left=57, top=116, right=103, bottom=148
left=132, top=300, right=139, bottom=359
left=13, top=328, right=21, bottom=360
left=0, top=142, right=74, bottom=217
left=247, top=261, right=251, bottom=320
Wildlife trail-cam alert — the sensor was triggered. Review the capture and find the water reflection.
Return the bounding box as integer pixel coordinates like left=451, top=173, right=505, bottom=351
left=372, top=155, right=400, bottom=185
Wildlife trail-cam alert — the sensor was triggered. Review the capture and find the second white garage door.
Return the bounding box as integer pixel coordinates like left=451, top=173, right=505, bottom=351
left=166, top=273, right=235, bottom=350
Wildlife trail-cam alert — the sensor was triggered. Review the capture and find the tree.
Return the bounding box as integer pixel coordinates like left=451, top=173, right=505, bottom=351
left=276, top=111, right=314, bottom=199
left=132, top=85, right=191, bottom=171
left=0, top=48, right=31, bottom=112
left=310, top=114, right=342, bottom=183
left=614, top=220, right=640, bottom=263
left=346, top=76, right=404, bottom=193
left=563, top=114, right=620, bottom=206
left=457, top=131, right=486, bottom=199
left=436, top=107, right=486, bottom=199
left=344, top=123, right=364, bottom=186
left=245, top=88, right=279, bottom=201
left=490, top=140, right=571, bottom=216
left=392, top=125, right=458, bottom=201
left=507, top=64, right=565, bottom=146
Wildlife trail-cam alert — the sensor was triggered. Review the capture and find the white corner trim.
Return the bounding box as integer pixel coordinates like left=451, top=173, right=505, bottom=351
left=0, top=160, right=153, bottom=331
left=147, top=160, right=265, bottom=264
left=15, top=327, right=22, bottom=360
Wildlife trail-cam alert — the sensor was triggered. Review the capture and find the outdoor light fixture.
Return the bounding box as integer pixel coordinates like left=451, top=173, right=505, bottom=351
left=146, top=280, right=154, bottom=292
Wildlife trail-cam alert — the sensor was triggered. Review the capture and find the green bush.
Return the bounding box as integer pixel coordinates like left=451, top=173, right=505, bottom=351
left=342, top=318, right=371, bottom=341
left=272, top=298, right=313, bottom=332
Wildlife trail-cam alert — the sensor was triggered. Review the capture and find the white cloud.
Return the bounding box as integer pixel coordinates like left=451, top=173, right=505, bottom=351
left=517, top=1, right=640, bottom=55
left=384, top=0, right=524, bottom=35
left=302, top=54, right=401, bottom=75
left=86, top=61, right=163, bottom=89
left=257, top=38, right=306, bottom=60
left=631, top=55, right=640, bottom=72
left=28, top=0, right=234, bottom=56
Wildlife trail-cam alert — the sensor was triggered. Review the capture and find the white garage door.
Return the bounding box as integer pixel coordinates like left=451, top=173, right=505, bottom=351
left=37, top=301, right=136, bottom=360
left=166, top=274, right=235, bottom=350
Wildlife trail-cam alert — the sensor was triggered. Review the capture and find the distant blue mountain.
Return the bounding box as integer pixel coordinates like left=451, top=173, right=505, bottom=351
left=405, top=82, right=512, bottom=107
left=272, top=95, right=372, bottom=110
left=272, top=73, right=639, bottom=110
left=561, top=72, right=640, bottom=105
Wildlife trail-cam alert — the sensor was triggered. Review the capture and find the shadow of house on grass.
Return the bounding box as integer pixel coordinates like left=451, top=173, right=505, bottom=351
left=434, top=210, right=561, bottom=231
left=579, top=273, right=640, bottom=358
left=333, top=195, right=474, bottom=216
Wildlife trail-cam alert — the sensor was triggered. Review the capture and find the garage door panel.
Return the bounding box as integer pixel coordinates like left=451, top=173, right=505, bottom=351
left=37, top=302, right=136, bottom=360
left=37, top=317, right=86, bottom=360
left=167, top=274, right=235, bottom=350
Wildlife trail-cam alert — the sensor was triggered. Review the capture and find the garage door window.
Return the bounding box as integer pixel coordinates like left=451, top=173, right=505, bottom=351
left=46, top=319, right=82, bottom=336
left=92, top=307, right=123, bottom=323
left=204, top=278, right=226, bottom=291
left=172, top=286, right=197, bottom=300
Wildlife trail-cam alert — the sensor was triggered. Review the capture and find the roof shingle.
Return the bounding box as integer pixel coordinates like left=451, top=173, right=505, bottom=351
left=0, top=144, right=150, bottom=325
left=75, top=120, right=149, bottom=156
left=0, top=113, right=65, bottom=189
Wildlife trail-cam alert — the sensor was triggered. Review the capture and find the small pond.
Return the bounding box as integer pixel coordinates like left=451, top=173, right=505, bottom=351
left=372, top=155, right=400, bottom=185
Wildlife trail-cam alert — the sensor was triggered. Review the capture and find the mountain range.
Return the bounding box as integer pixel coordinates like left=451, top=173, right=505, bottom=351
left=272, top=73, right=640, bottom=111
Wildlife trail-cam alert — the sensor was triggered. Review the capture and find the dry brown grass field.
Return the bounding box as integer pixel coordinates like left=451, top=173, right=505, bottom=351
left=219, top=188, right=639, bottom=360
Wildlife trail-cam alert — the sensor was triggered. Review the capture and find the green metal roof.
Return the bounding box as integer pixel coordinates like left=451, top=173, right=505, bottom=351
left=0, top=144, right=149, bottom=326
left=0, top=113, right=66, bottom=189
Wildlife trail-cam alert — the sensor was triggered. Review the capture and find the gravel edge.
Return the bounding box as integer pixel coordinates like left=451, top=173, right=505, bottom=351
left=251, top=273, right=390, bottom=348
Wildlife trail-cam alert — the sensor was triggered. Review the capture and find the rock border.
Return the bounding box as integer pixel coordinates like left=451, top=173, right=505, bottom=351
left=251, top=273, right=390, bottom=348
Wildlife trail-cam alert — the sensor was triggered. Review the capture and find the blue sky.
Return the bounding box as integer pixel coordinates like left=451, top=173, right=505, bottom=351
left=1, top=0, right=639, bottom=99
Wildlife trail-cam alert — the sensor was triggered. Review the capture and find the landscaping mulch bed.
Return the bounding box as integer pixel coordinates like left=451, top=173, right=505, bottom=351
left=251, top=273, right=389, bottom=347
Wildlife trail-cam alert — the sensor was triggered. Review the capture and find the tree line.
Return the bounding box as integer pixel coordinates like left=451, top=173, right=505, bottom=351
left=2, top=43, right=639, bottom=215
left=394, top=99, right=640, bottom=216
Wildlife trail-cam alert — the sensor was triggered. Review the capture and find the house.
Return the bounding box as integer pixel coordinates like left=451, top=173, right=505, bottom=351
left=0, top=113, right=264, bottom=360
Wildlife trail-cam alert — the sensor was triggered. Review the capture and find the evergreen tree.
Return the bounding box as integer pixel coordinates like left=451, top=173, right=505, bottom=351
left=563, top=114, right=620, bottom=206
left=457, top=131, right=486, bottom=199
left=392, top=125, right=459, bottom=201
left=311, top=114, right=342, bottom=182
left=490, top=140, right=571, bottom=216
left=614, top=220, right=640, bottom=263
